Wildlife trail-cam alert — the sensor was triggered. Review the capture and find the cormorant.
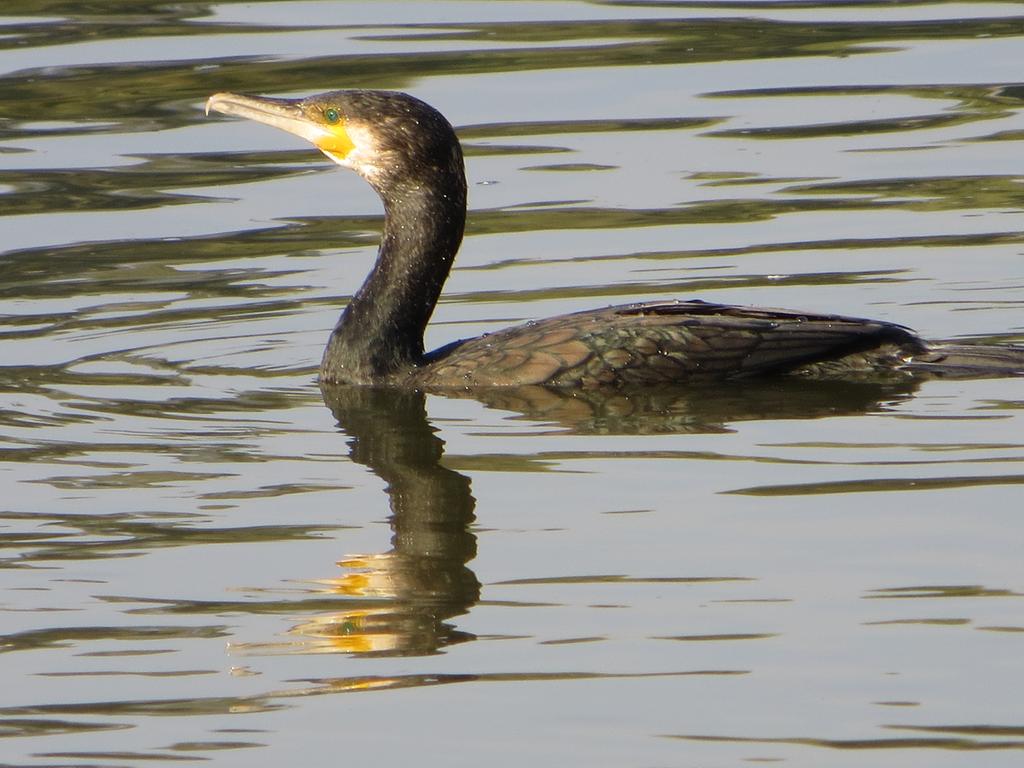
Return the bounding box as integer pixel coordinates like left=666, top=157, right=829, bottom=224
left=206, top=90, right=1024, bottom=386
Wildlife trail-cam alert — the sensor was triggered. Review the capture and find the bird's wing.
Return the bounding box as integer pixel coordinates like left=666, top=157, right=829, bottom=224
left=419, top=299, right=922, bottom=387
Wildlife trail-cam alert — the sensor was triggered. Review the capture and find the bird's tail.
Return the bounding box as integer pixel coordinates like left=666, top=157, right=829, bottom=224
left=909, top=343, right=1024, bottom=377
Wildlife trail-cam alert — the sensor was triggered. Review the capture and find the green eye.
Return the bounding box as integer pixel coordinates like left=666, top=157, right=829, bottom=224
left=324, top=108, right=340, bottom=124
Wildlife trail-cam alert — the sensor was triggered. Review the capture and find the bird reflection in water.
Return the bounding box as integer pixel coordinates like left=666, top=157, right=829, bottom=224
left=452, top=378, right=923, bottom=436
left=232, top=378, right=920, bottom=658
left=285, top=387, right=480, bottom=656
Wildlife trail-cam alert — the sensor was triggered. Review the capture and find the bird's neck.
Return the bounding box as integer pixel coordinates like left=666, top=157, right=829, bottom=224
left=321, top=172, right=467, bottom=384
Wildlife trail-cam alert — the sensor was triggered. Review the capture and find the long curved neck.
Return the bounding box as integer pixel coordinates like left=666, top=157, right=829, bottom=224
left=321, top=166, right=467, bottom=384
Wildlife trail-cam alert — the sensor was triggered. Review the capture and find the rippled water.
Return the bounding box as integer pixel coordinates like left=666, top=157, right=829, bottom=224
left=2, top=1, right=1024, bottom=766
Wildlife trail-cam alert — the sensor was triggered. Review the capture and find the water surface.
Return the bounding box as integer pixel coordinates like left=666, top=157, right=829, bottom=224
left=2, top=1, right=1024, bottom=766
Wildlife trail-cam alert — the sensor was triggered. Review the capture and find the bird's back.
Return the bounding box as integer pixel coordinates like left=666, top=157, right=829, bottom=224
left=413, top=299, right=925, bottom=387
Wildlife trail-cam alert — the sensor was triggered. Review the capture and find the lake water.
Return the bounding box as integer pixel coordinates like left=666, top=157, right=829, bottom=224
left=2, top=1, right=1024, bottom=766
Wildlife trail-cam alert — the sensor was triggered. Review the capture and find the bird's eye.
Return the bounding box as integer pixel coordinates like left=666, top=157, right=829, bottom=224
left=324, top=108, right=340, bottom=124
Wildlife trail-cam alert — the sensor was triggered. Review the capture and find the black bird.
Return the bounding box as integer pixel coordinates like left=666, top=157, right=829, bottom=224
left=206, top=90, right=1024, bottom=386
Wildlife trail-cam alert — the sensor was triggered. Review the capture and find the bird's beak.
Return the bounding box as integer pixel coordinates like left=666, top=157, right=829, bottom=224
left=205, top=92, right=355, bottom=157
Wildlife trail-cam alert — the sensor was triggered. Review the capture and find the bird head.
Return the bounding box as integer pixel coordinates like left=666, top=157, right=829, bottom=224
left=206, top=89, right=463, bottom=195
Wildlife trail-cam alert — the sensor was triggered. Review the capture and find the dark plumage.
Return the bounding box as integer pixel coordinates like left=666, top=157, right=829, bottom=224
left=206, top=90, right=1024, bottom=386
